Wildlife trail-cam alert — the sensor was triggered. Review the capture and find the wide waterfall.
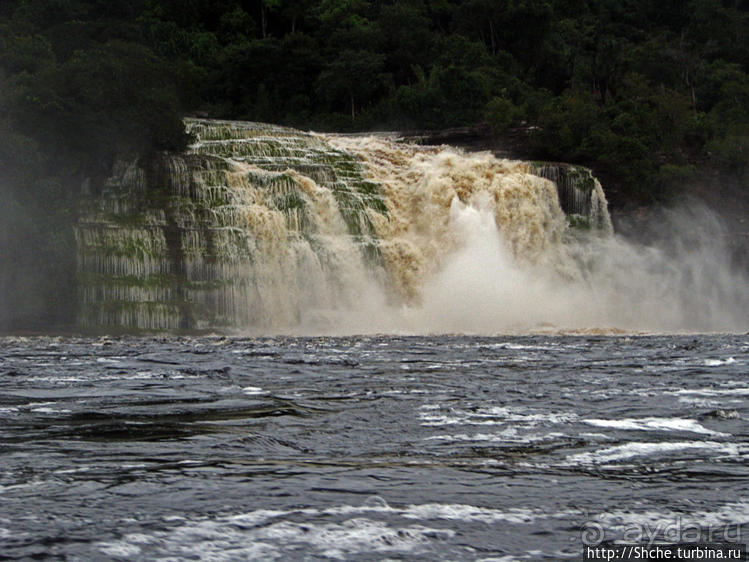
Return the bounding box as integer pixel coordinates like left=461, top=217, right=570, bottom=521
left=75, top=119, right=748, bottom=334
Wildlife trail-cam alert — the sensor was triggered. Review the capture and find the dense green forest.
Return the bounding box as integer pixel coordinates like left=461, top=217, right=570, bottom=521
left=1, top=0, right=748, bottom=327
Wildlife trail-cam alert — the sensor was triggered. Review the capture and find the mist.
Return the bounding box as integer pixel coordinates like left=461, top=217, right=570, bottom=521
left=0, top=186, right=76, bottom=332
left=285, top=197, right=748, bottom=336
left=404, top=198, right=748, bottom=334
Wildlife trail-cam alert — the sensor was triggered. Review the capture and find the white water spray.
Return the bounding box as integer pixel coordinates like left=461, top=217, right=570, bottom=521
left=399, top=196, right=748, bottom=334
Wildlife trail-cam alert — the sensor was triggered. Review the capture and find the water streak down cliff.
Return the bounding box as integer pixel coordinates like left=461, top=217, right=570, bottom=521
left=76, top=118, right=615, bottom=332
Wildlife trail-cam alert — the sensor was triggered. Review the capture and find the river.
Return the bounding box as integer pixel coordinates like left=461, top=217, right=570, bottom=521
left=1, top=334, right=746, bottom=560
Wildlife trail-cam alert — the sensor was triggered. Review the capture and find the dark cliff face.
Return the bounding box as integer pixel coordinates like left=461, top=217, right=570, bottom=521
left=0, top=189, right=77, bottom=333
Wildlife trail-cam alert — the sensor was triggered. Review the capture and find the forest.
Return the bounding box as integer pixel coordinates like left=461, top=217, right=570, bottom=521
left=1, top=0, right=748, bottom=327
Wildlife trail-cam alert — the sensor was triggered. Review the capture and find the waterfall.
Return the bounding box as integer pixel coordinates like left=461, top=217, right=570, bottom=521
left=325, top=136, right=578, bottom=301
left=76, top=119, right=746, bottom=333
left=531, top=163, right=613, bottom=234
left=76, top=119, right=389, bottom=330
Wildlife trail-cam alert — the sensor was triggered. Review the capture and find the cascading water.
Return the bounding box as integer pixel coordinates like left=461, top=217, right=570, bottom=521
left=531, top=163, right=613, bottom=234
left=75, top=119, right=748, bottom=333
left=76, top=119, right=389, bottom=331
left=325, top=136, right=572, bottom=301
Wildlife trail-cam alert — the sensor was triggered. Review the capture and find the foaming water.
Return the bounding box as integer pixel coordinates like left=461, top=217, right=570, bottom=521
left=327, top=136, right=566, bottom=300
left=310, top=135, right=747, bottom=335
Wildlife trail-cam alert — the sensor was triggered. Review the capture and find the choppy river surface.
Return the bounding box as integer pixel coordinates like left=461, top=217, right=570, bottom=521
left=1, top=335, right=747, bottom=560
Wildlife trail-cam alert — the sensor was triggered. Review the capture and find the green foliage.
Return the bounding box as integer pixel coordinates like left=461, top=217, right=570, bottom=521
left=316, top=49, right=387, bottom=124
left=484, top=97, right=522, bottom=133
left=1, top=0, right=747, bottom=195
left=707, top=133, right=749, bottom=174
left=5, top=0, right=737, bottom=204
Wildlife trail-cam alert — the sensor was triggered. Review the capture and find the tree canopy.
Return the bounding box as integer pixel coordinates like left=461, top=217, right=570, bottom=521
left=2, top=0, right=748, bottom=200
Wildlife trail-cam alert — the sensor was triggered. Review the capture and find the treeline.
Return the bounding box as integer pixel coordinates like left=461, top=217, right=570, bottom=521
left=1, top=0, right=748, bottom=327
left=3, top=0, right=749, bottom=198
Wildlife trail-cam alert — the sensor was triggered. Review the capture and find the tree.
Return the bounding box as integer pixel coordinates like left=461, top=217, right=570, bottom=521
left=316, top=49, right=386, bottom=123
left=9, top=40, right=188, bottom=176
